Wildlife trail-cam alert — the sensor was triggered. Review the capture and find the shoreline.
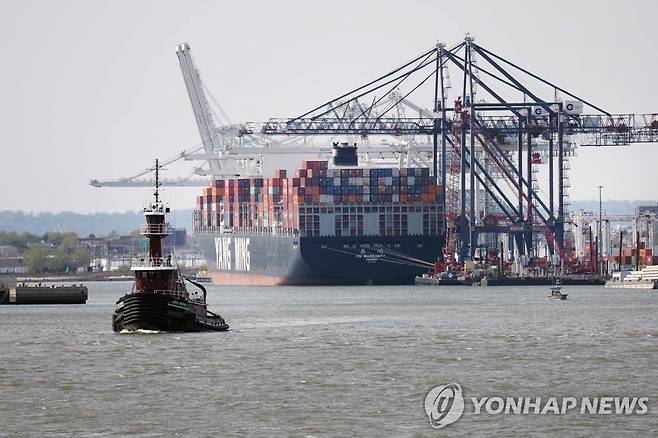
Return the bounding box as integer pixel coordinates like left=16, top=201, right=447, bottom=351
left=17, top=273, right=133, bottom=283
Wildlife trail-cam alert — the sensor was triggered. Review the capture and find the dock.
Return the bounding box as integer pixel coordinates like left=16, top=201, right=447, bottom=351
left=415, top=275, right=606, bottom=287
left=1, top=277, right=88, bottom=305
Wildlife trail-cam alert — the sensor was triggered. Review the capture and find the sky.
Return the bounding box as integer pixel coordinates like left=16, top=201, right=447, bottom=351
left=0, top=0, right=657, bottom=213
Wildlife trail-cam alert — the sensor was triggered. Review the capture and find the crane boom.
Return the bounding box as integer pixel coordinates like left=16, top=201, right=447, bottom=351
left=176, top=43, right=221, bottom=172
left=89, top=178, right=209, bottom=188
left=261, top=112, right=658, bottom=145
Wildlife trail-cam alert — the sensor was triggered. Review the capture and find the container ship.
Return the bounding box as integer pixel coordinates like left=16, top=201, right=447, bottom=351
left=605, top=266, right=658, bottom=289
left=193, top=145, right=444, bottom=285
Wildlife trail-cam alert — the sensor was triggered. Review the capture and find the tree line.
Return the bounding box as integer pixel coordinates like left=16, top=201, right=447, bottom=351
left=1, top=231, right=91, bottom=273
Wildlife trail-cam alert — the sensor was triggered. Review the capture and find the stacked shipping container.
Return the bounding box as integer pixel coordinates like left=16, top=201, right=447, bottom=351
left=613, top=245, right=658, bottom=267
left=194, top=160, right=444, bottom=238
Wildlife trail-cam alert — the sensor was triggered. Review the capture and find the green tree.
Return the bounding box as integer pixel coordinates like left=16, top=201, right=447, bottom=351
left=0, top=231, right=40, bottom=251
left=24, top=245, right=49, bottom=273
left=60, top=233, right=79, bottom=251
left=50, top=249, right=68, bottom=272
left=115, top=264, right=131, bottom=275
left=42, top=232, right=63, bottom=247
left=73, top=248, right=90, bottom=270
left=0, top=231, right=19, bottom=247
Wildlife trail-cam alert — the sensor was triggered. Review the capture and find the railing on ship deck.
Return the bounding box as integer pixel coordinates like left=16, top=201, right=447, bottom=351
left=131, top=256, right=177, bottom=268
left=140, top=223, right=174, bottom=235
left=131, top=289, right=204, bottom=303
left=193, top=226, right=299, bottom=236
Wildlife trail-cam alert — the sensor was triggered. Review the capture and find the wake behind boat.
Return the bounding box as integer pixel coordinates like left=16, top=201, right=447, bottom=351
left=112, top=160, right=229, bottom=333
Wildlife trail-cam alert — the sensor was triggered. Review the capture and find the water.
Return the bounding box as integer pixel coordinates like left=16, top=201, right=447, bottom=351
left=1, top=282, right=657, bottom=436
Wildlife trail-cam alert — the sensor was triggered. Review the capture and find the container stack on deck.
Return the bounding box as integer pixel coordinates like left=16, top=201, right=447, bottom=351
left=616, top=245, right=658, bottom=267
left=194, top=160, right=444, bottom=238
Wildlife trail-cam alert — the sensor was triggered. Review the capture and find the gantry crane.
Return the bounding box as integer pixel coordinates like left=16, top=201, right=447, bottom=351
left=91, top=37, right=658, bottom=272
left=259, top=35, right=658, bottom=269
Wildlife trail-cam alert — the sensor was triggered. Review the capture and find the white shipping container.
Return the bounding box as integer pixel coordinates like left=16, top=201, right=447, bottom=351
left=385, top=177, right=393, bottom=185
left=392, top=168, right=400, bottom=177
left=392, top=194, right=400, bottom=203
left=408, top=176, right=415, bottom=185
left=363, top=212, right=379, bottom=236
left=408, top=212, right=423, bottom=235
left=319, top=213, right=336, bottom=236
left=334, top=177, right=341, bottom=185
left=355, top=177, right=363, bottom=185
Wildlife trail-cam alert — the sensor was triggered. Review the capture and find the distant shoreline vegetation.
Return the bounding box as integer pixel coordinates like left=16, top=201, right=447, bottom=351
left=0, top=201, right=656, bottom=236
left=0, top=231, right=92, bottom=274
left=0, top=209, right=194, bottom=236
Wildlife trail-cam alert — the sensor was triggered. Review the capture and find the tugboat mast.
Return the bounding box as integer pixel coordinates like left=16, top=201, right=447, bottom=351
left=154, top=158, right=160, bottom=204
left=145, top=158, right=168, bottom=262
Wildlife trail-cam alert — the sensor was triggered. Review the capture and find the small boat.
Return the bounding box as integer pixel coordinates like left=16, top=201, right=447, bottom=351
left=192, top=271, right=212, bottom=283
left=112, top=160, right=229, bottom=333
left=548, top=277, right=568, bottom=300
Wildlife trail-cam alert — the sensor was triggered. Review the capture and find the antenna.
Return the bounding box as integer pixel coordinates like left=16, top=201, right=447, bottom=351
left=154, top=158, right=160, bottom=203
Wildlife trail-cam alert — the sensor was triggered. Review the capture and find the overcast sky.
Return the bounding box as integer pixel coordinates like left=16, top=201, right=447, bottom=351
left=1, top=0, right=657, bottom=213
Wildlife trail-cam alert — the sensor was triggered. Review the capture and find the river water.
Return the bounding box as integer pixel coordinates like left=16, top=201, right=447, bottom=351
left=1, top=282, right=657, bottom=437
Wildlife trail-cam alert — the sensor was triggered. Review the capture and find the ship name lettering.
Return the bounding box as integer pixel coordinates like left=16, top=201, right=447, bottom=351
left=215, top=237, right=232, bottom=270
left=234, top=237, right=251, bottom=271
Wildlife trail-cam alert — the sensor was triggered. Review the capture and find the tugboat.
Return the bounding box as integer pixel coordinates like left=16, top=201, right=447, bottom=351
left=112, top=160, right=229, bottom=332
left=549, top=277, right=568, bottom=300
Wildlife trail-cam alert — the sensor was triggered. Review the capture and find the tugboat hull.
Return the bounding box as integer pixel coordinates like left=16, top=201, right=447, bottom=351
left=112, top=293, right=228, bottom=332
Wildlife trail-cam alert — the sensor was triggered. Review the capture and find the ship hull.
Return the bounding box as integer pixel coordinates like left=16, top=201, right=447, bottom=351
left=112, top=292, right=229, bottom=332
left=604, top=280, right=658, bottom=289
left=196, top=232, right=443, bottom=285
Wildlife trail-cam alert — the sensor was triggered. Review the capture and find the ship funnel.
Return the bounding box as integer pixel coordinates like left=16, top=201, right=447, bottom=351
left=332, top=142, right=358, bottom=167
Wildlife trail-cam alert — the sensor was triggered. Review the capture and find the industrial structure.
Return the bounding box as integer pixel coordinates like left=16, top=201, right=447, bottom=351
left=92, top=35, right=658, bottom=275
